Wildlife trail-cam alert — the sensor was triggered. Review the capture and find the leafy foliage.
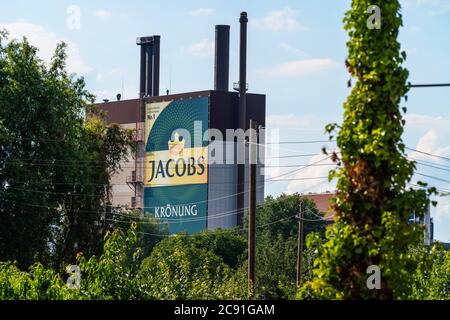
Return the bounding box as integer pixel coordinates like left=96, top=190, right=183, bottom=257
left=139, top=231, right=245, bottom=299
left=300, top=0, right=435, bottom=299
left=0, top=262, right=74, bottom=300
left=0, top=23, right=447, bottom=301
left=0, top=223, right=148, bottom=300
left=76, top=224, right=149, bottom=299
left=0, top=32, right=133, bottom=269
left=250, top=194, right=328, bottom=299
left=409, top=243, right=450, bottom=300
left=255, top=194, right=328, bottom=240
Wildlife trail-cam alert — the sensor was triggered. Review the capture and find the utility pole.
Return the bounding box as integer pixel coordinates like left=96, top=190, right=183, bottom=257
left=296, top=200, right=304, bottom=287
left=248, top=119, right=257, bottom=298
left=237, top=11, right=248, bottom=226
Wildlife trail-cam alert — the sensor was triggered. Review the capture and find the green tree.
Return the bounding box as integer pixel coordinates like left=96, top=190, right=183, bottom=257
left=242, top=194, right=329, bottom=299
left=409, top=243, right=450, bottom=300
left=76, top=223, right=149, bottom=299
left=256, top=194, right=328, bottom=241
left=0, top=32, right=132, bottom=269
left=139, top=230, right=245, bottom=299
left=0, top=261, right=74, bottom=300
left=101, top=209, right=169, bottom=259
left=189, top=230, right=247, bottom=269
left=300, top=0, right=433, bottom=299
left=0, top=223, right=149, bottom=300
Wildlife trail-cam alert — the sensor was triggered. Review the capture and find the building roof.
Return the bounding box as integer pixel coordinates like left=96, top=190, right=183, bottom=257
left=96, top=99, right=141, bottom=124
left=302, top=192, right=336, bottom=221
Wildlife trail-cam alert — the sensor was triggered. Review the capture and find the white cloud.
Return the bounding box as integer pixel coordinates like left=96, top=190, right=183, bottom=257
left=408, top=129, right=450, bottom=162
left=414, top=0, right=450, bottom=14
left=94, top=89, right=109, bottom=97
left=110, top=68, right=122, bottom=75
left=257, top=58, right=337, bottom=77
left=251, top=8, right=303, bottom=31
left=0, top=21, right=91, bottom=74
left=285, top=154, right=336, bottom=194
left=96, top=72, right=103, bottom=81
left=406, top=114, right=450, bottom=131
left=189, top=8, right=215, bottom=16
left=434, top=195, right=450, bottom=221
left=185, top=38, right=214, bottom=58
left=267, top=114, right=317, bottom=129
left=95, top=10, right=112, bottom=19
left=280, top=43, right=304, bottom=56
left=430, top=195, right=450, bottom=242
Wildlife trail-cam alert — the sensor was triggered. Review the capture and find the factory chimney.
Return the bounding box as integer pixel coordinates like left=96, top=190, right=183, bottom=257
left=214, top=25, right=230, bottom=91
left=237, top=12, right=248, bottom=226
left=137, top=35, right=160, bottom=97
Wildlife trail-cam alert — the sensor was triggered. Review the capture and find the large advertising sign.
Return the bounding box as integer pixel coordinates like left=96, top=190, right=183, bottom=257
left=144, top=97, right=209, bottom=234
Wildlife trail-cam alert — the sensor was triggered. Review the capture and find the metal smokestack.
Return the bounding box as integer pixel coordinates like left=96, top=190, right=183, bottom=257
left=136, top=36, right=160, bottom=97
left=237, top=12, right=248, bottom=226
left=139, top=44, right=146, bottom=98
left=145, top=43, right=153, bottom=97
left=214, top=25, right=230, bottom=91
left=152, top=36, right=160, bottom=96
left=239, top=12, right=248, bottom=129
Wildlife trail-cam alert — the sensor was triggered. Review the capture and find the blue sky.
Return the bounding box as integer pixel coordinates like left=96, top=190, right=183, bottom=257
left=1, top=0, right=449, bottom=241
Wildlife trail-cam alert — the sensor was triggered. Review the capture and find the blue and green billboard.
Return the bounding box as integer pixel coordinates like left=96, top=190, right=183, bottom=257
left=144, top=97, right=209, bottom=234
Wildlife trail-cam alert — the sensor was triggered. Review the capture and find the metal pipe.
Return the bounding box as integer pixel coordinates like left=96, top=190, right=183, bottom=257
left=139, top=45, right=146, bottom=98
left=145, top=44, right=153, bottom=97
left=152, top=36, right=161, bottom=96
left=214, top=25, right=230, bottom=91
left=248, top=118, right=257, bottom=297
left=239, top=12, right=248, bottom=129
left=237, top=12, right=248, bottom=226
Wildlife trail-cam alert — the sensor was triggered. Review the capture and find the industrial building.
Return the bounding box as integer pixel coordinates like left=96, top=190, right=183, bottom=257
left=303, top=191, right=434, bottom=245
left=98, top=14, right=265, bottom=234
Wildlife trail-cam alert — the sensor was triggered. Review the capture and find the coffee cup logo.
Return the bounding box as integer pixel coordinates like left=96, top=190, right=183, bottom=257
left=168, top=132, right=185, bottom=157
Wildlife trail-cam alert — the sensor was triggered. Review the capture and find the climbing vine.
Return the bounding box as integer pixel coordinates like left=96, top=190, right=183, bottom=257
left=299, top=0, right=435, bottom=299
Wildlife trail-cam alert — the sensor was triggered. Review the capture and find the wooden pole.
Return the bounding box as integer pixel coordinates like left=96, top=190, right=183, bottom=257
left=248, top=119, right=257, bottom=297
left=296, top=200, right=304, bottom=287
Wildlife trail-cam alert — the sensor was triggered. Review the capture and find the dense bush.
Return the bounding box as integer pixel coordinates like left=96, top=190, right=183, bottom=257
left=0, top=262, right=73, bottom=300
left=0, top=224, right=147, bottom=300
left=139, top=231, right=245, bottom=299
left=409, top=244, right=450, bottom=300
left=0, top=221, right=448, bottom=300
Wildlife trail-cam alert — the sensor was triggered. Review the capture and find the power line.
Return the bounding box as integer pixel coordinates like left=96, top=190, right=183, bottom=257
left=2, top=176, right=329, bottom=211
left=415, top=161, right=450, bottom=173
left=10, top=136, right=336, bottom=145
left=266, top=140, right=336, bottom=145
left=110, top=208, right=328, bottom=230
left=1, top=177, right=334, bottom=225
left=118, top=210, right=324, bottom=238
left=1, top=152, right=325, bottom=164
left=406, top=147, right=450, bottom=162
left=265, top=155, right=331, bottom=181
left=409, top=83, right=450, bottom=88
left=2, top=155, right=333, bottom=211
left=1, top=155, right=332, bottom=213
left=409, top=157, right=450, bottom=170
left=407, top=183, right=450, bottom=194
left=1, top=161, right=334, bottom=169
left=415, top=172, right=450, bottom=185
left=266, top=177, right=328, bottom=182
